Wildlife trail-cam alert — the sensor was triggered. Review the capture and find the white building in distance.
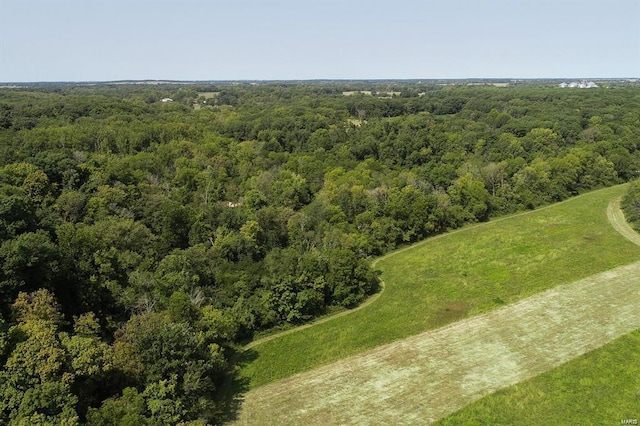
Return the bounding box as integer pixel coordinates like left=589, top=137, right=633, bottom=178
left=559, top=80, right=598, bottom=88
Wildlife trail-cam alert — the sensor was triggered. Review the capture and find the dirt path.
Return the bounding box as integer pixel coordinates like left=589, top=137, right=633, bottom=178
left=607, top=196, right=640, bottom=245
left=233, top=197, right=640, bottom=425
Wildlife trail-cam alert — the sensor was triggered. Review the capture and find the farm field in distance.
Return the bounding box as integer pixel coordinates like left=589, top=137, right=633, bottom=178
left=238, top=185, right=640, bottom=389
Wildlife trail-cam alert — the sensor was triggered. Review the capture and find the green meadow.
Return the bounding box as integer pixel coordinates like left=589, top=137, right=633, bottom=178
left=238, top=185, right=640, bottom=389
left=437, top=329, right=640, bottom=425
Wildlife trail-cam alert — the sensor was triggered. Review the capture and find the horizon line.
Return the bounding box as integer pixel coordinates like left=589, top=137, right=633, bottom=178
left=1, top=77, right=638, bottom=86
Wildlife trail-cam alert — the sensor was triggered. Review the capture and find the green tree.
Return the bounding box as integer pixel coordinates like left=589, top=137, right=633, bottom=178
left=0, top=190, right=38, bottom=242
left=111, top=312, right=225, bottom=423
left=86, top=387, right=149, bottom=426
left=0, top=231, right=62, bottom=308
left=0, top=290, right=79, bottom=425
left=448, top=173, right=491, bottom=222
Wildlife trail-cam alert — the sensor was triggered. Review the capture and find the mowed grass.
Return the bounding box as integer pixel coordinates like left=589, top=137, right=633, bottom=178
left=238, top=185, right=640, bottom=389
left=436, top=329, right=640, bottom=425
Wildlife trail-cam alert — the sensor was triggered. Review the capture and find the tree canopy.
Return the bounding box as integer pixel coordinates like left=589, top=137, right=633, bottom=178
left=0, top=80, right=639, bottom=423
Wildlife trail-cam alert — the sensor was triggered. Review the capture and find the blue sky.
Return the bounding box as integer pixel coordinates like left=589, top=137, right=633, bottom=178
left=1, top=0, right=638, bottom=81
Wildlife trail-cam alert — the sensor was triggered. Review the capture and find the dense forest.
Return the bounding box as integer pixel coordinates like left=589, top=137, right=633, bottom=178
left=0, top=81, right=639, bottom=424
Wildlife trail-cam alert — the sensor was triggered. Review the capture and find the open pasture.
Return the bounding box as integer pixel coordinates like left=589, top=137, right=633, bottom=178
left=236, top=260, right=640, bottom=424
left=238, top=185, right=640, bottom=390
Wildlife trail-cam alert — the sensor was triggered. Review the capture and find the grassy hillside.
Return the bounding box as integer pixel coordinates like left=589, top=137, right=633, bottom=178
left=437, top=329, right=640, bottom=425
left=234, top=261, right=640, bottom=425
left=238, top=185, right=640, bottom=388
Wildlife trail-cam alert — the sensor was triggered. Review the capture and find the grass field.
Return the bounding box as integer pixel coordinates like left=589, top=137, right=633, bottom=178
left=234, top=260, right=640, bottom=424
left=436, top=328, right=640, bottom=425
left=237, top=185, right=640, bottom=389
left=433, top=195, right=640, bottom=424
left=198, top=91, right=220, bottom=98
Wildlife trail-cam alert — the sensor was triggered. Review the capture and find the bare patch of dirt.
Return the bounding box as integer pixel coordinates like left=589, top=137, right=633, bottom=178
left=232, top=197, right=640, bottom=425
left=433, top=301, right=468, bottom=326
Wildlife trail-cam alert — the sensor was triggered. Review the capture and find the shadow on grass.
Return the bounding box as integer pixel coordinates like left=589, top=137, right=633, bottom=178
left=215, top=278, right=383, bottom=423
left=216, top=347, right=258, bottom=424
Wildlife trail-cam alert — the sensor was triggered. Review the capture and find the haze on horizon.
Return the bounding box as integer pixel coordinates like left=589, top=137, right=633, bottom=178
left=1, top=0, right=638, bottom=83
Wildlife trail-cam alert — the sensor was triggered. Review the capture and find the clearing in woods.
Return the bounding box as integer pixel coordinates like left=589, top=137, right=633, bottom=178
left=233, top=190, right=640, bottom=425
left=238, top=185, right=640, bottom=388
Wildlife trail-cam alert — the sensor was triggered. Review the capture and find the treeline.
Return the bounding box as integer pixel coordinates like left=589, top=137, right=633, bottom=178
left=622, top=179, right=640, bottom=230
left=0, top=82, right=639, bottom=424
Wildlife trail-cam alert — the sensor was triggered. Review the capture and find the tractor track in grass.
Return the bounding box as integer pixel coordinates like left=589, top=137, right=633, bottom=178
left=607, top=196, right=640, bottom=246
left=233, top=195, right=640, bottom=425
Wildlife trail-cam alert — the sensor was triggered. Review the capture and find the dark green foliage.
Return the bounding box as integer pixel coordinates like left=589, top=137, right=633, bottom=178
left=0, top=231, right=62, bottom=308
left=86, top=387, right=148, bottom=426
left=110, top=312, right=223, bottom=423
left=0, top=190, right=38, bottom=242
left=622, top=180, right=640, bottom=230
left=167, top=291, right=200, bottom=324
left=0, top=81, right=639, bottom=423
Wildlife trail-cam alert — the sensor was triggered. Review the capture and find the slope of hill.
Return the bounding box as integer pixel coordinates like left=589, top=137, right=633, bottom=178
left=234, top=185, right=640, bottom=423
left=436, top=195, right=640, bottom=424
left=238, top=185, right=640, bottom=388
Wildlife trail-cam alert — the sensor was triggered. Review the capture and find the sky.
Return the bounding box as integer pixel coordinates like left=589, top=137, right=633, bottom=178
left=0, top=0, right=638, bottom=82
